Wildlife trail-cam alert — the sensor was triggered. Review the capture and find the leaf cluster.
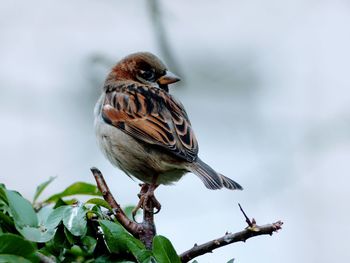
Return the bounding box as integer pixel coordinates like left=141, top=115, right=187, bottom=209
left=0, top=179, right=181, bottom=263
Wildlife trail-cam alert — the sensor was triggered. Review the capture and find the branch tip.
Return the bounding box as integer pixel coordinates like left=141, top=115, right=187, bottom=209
left=90, top=167, right=101, bottom=174
left=273, top=221, right=284, bottom=231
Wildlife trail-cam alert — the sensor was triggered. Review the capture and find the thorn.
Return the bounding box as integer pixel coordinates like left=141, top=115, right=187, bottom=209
left=238, top=203, right=253, bottom=227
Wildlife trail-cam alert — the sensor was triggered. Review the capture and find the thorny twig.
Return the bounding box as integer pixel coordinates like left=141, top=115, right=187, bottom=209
left=179, top=204, right=283, bottom=262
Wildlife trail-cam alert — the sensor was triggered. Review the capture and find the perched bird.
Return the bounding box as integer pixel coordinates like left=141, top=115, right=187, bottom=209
left=94, top=52, right=243, bottom=214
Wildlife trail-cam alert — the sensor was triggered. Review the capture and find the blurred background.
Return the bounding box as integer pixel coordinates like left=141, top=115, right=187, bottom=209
left=1, top=0, right=349, bottom=262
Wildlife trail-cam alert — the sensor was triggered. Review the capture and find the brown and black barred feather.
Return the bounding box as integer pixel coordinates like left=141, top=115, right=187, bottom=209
left=101, top=82, right=199, bottom=162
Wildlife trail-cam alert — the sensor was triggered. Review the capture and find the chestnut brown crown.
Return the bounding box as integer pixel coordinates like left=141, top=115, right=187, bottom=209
left=109, top=52, right=180, bottom=91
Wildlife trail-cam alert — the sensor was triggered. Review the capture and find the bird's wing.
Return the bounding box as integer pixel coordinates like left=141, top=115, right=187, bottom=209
left=101, top=82, right=199, bottom=162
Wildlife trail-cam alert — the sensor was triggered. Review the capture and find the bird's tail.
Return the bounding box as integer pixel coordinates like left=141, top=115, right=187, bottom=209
left=188, top=158, right=243, bottom=190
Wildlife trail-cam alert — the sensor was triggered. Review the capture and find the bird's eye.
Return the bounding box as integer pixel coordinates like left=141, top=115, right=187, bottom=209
left=139, top=69, right=155, bottom=81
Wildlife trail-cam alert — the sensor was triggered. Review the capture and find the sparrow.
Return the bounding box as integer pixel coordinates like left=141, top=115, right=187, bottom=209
left=94, top=52, right=243, bottom=214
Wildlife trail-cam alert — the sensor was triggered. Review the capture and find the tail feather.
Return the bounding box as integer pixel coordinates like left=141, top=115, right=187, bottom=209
left=190, top=158, right=243, bottom=191
left=220, top=174, right=243, bottom=190
left=190, top=158, right=223, bottom=189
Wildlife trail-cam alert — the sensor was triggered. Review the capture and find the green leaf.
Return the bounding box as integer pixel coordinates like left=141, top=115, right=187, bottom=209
left=45, top=205, right=70, bottom=230
left=0, top=203, right=10, bottom=218
left=99, top=220, right=129, bottom=253
left=5, top=190, right=38, bottom=228
left=153, top=235, right=181, bottom=263
left=5, top=191, right=60, bottom=242
left=45, top=182, right=101, bottom=203
left=0, top=185, right=8, bottom=205
left=37, top=206, right=53, bottom=226
left=90, top=205, right=105, bottom=218
left=17, top=225, right=56, bottom=243
left=63, top=205, right=87, bottom=236
left=126, top=239, right=154, bottom=263
left=85, top=198, right=111, bottom=210
left=0, top=211, right=16, bottom=233
left=53, top=198, right=68, bottom=208
left=99, top=220, right=153, bottom=262
left=0, top=233, right=36, bottom=258
left=81, top=236, right=97, bottom=255
left=69, top=245, right=84, bottom=256
left=64, top=226, right=76, bottom=244
left=0, top=255, right=32, bottom=263
left=61, top=199, right=79, bottom=205
left=51, top=224, right=70, bottom=250
left=32, top=176, right=56, bottom=203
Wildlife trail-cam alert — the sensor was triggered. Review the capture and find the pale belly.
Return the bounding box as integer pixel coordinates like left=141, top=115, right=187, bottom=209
left=94, top=117, right=188, bottom=185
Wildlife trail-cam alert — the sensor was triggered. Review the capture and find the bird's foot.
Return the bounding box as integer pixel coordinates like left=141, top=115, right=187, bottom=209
left=132, top=184, right=161, bottom=221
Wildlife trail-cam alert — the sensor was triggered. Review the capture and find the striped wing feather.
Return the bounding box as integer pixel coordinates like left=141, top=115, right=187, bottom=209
left=102, top=83, right=198, bottom=162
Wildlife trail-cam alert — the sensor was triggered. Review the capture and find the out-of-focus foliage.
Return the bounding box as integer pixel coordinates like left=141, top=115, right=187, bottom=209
left=0, top=180, right=182, bottom=263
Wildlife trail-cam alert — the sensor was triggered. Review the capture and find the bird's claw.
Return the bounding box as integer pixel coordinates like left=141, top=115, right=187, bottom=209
left=132, top=184, right=161, bottom=221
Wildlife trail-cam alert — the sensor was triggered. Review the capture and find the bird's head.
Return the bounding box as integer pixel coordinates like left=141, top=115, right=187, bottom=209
left=110, top=52, right=180, bottom=92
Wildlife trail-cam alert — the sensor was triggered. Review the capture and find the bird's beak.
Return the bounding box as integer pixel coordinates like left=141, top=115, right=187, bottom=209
left=157, top=71, right=181, bottom=85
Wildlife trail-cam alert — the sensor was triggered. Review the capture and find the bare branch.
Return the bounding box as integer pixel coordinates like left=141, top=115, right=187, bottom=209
left=180, top=221, right=283, bottom=262
left=179, top=206, right=283, bottom=263
left=90, top=167, right=142, bottom=237
left=90, top=167, right=158, bottom=249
